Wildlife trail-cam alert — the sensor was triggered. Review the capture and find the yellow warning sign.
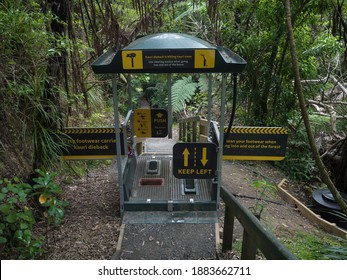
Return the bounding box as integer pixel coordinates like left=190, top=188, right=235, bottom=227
left=61, top=127, right=125, bottom=159
left=134, top=109, right=151, bottom=137
left=224, top=127, right=288, bottom=134
left=122, top=50, right=143, bottom=70
left=63, top=128, right=116, bottom=134
left=194, top=50, right=215, bottom=68
left=223, top=126, right=288, bottom=161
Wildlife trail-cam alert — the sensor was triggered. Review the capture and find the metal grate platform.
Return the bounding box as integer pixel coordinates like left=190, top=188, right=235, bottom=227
left=143, top=138, right=176, bottom=154
left=129, top=155, right=212, bottom=202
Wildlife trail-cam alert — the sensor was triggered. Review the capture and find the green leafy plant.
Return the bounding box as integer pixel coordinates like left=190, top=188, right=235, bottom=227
left=249, top=179, right=276, bottom=217
left=278, top=115, right=317, bottom=181
left=322, top=245, right=347, bottom=260
left=171, top=76, right=198, bottom=113
left=0, top=177, right=44, bottom=259
left=281, top=231, right=347, bottom=259
left=31, top=169, right=68, bottom=226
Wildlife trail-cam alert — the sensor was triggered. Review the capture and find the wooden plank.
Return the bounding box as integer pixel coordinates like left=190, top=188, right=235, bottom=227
left=276, top=179, right=347, bottom=239
left=241, top=230, right=257, bottom=260
left=220, top=186, right=297, bottom=259
left=222, top=205, right=235, bottom=252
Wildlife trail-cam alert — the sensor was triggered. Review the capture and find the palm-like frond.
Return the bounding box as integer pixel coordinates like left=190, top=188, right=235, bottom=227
left=171, top=76, right=198, bottom=113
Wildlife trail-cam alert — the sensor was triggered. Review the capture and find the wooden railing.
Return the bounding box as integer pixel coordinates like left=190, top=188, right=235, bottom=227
left=178, top=116, right=297, bottom=260
left=178, top=116, right=209, bottom=142
left=221, top=186, right=296, bottom=259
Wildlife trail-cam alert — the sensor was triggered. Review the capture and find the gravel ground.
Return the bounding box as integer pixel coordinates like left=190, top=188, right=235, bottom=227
left=37, top=159, right=322, bottom=260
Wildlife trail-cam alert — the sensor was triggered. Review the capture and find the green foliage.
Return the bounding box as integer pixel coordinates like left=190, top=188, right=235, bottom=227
left=336, top=118, right=347, bottom=133
left=322, top=245, right=347, bottom=260
left=32, top=122, right=68, bottom=170
left=279, top=131, right=316, bottom=181
left=139, top=74, right=201, bottom=116
left=277, top=112, right=317, bottom=181
left=85, top=112, right=109, bottom=127
left=172, top=76, right=198, bottom=113
left=281, top=231, right=347, bottom=260
left=0, top=0, right=67, bottom=171
left=32, top=169, right=68, bottom=226
left=0, top=177, right=44, bottom=259
left=309, top=114, right=332, bottom=135
left=280, top=112, right=342, bottom=181
left=304, top=30, right=343, bottom=59
left=0, top=169, right=67, bottom=259
left=142, top=75, right=168, bottom=109
left=0, top=1, right=51, bottom=60
left=249, top=179, right=276, bottom=216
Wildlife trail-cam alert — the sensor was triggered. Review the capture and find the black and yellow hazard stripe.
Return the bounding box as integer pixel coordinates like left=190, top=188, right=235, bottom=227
left=62, top=128, right=116, bottom=134
left=224, top=127, right=288, bottom=134
left=223, top=155, right=285, bottom=161
left=62, top=155, right=117, bottom=160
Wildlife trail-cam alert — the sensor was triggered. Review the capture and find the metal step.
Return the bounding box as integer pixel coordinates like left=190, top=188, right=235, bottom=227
left=143, top=138, right=176, bottom=154
left=122, top=211, right=218, bottom=224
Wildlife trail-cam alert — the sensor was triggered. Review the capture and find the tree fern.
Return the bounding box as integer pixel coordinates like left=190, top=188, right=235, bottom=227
left=171, top=76, right=198, bottom=113
left=198, top=75, right=210, bottom=93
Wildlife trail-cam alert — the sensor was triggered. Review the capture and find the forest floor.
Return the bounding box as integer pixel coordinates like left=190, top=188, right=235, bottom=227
left=37, top=157, right=333, bottom=260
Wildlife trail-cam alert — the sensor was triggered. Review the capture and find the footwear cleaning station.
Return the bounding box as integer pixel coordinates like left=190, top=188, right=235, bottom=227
left=91, top=33, right=246, bottom=224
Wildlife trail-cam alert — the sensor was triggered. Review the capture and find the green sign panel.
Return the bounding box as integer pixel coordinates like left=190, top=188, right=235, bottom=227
left=223, top=127, right=288, bottom=161
left=173, top=143, right=217, bottom=179
left=134, top=108, right=168, bottom=138
left=61, top=128, right=125, bottom=160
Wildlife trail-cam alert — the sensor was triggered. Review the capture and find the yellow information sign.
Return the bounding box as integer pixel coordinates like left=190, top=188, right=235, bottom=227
left=134, top=109, right=152, bottom=137
left=122, top=50, right=143, bottom=70
left=134, top=108, right=168, bottom=138
left=61, top=127, right=124, bottom=160
left=194, top=50, right=215, bottom=68
left=223, top=126, right=288, bottom=161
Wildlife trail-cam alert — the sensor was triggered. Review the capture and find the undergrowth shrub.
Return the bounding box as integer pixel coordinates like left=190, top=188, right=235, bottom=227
left=0, top=170, right=68, bottom=259
left=0, top=177, right=44, bottom=259
left=278, top=128, right=316, bottom=181
left=32, top=169, right=68, bottom=226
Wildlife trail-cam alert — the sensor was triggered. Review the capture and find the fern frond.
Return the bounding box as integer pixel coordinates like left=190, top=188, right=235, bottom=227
left=171, top=76, right=198, bottom=113
left=198, top=75, right=210, bottom=93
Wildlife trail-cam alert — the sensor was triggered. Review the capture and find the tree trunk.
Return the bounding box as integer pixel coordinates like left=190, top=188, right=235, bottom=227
left=284, top=0, right=347, bottom=215
left=34, top=0, right=68, bottom=170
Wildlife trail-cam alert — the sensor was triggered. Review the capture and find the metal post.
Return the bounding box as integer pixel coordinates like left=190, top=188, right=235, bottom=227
left=127, top=74, right=132, bottom=110
left=216, top=73, right=227, bottom=207
left=207, top=73, right=213, bottom=130
left=112, top=75, right=124, bottom=217
left=167, top=73, right=172, bottom=139
left=126, top=74, right=135, bottom=149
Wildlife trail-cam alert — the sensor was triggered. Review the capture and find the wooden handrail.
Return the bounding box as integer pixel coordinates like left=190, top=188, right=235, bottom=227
left=178, top=116, right=201, bottom=142
left=178, top=115, right=297, bottom=260
left=221, top=186, right=297, bottom=260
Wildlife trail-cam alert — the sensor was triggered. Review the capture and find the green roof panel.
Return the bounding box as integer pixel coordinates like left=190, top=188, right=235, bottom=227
left=125, top=33, right=214, bottom=50
left=92, top=33, right=246, bottom=74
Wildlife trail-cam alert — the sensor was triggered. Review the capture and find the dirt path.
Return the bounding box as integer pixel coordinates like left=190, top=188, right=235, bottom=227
left=40, top=160, right=323, bottom=259
left=220, top=161, right=319, bottom=242
left=39, top=165, right=121, bottom=259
